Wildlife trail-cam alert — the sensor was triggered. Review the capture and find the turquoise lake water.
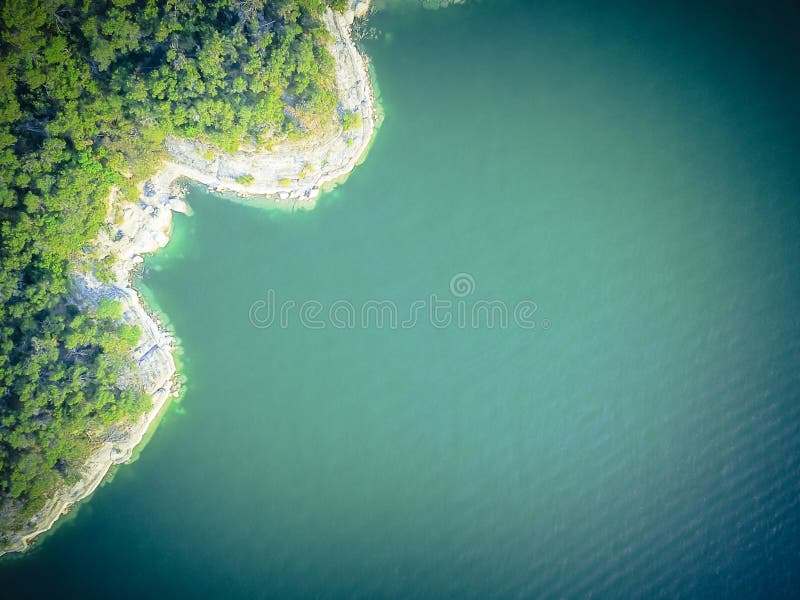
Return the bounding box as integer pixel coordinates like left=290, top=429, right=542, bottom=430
left=3, top=0, right=800, bottom=597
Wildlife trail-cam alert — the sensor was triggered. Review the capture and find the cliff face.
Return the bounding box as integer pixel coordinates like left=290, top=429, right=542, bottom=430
left=1, top=0, right=375, bottom=556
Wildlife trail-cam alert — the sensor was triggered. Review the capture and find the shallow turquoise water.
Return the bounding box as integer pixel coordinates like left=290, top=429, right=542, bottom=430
left=3, top=0, right=800, bottom=597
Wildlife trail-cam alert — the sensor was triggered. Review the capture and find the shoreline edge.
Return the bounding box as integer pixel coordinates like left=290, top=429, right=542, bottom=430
left=1, top=0, right=375, bottom=557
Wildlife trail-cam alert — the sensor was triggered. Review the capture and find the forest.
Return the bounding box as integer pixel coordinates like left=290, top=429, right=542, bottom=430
left=0, top=0, right=345, bottom=534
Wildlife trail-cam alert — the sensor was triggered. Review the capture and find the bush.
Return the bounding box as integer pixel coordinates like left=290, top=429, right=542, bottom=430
left=342, top=111, right=363, bottom=132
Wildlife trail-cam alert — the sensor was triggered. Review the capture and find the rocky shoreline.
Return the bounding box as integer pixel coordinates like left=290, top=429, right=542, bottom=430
left=0, top=0, right=375, bottom=556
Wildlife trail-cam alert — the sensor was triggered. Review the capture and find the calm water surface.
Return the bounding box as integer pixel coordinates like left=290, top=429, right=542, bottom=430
left=3, top=0, right=800, bottom=597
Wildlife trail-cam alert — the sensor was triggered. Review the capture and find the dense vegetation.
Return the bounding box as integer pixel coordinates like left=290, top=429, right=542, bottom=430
left=0, top=0, right=346, bottom=535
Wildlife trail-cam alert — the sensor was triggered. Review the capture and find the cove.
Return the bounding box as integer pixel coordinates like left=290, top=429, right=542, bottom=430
left=2, top=0, right=800, bottom=597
